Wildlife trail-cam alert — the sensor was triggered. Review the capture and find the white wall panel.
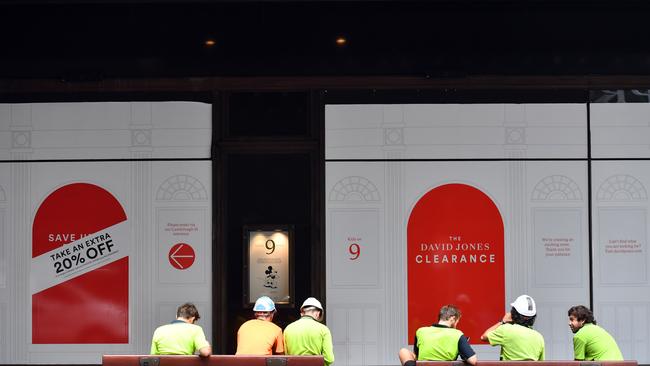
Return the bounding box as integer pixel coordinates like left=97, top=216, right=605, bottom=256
left=598, top=208, right=647, bottom=285
left=591, top=103, right=650, bottom=158
left=592, top=161, right=650, bottom=362
left=0, top=206, right=6, bottom=289
left=0, top=102, right=211, bottom=160
left=14, top=161, right=212, bottom=364
left=0, top=167, right=8, bottom=363
left=0, top=302, right=6, bottom=363
left=326, top=103, right=591, bottom=365
left=534, top=302, right=574, bottom=360
left=326, top=159, right=589, bottom=364
left=328, top=304, right=381, bottom=366
left=0, top=102, right=212, bottom=364
left=156, top=208, right=209, bottom=284
left=326, top=104, right=587, bottom=160
left=328, top=210, right=380, bottom=288
left=532, top=209, right=584, bottom=288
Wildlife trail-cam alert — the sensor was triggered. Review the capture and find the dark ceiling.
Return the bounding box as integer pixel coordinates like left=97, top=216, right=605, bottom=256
left=2, top=0, right=650, bottom=79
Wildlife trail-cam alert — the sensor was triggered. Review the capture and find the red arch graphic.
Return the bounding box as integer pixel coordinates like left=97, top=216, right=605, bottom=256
left=32, top=183, right=128, bottom=344
left=407, top=183, right=504, bottom=344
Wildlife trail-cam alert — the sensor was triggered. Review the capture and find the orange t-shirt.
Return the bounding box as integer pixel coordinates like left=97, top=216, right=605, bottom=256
left=236, top=319, right=284, bottom=355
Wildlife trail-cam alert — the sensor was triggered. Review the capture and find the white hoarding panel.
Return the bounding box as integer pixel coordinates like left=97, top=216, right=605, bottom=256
left=0, top=102, right=211, bottom=160
left=326, top=104, right=587, bottom=160
left=591, top=103, right=650, bottom=158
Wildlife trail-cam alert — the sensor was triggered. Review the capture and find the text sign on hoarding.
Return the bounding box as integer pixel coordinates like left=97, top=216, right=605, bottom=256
left=407, top=183, right=504, bottom=344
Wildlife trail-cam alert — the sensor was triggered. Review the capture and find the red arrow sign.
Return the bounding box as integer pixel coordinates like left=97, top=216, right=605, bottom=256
left=168, top=243, right=196, bottom=270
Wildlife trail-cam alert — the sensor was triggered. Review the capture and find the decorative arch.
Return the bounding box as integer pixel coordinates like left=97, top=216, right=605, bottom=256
left=531, top=175, right=583, bottom=201
left=156, top=175, right=208, bottom=201
left=328, top=176, right=380, bottom=202
left=597, top=174, right=647, bottom=201
left=407, top=183, right=504, bottom=344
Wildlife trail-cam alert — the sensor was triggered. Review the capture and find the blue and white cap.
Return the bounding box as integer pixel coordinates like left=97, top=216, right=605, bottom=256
left=253, top=296, right=276, bottom=312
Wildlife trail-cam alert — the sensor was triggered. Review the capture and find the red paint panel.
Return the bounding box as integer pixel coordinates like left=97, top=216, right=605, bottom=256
left=407, top=183, right=504, bottom=344
left=32, top=258, right=129, bottom=343
left=32, top=183, right=128, bottom=344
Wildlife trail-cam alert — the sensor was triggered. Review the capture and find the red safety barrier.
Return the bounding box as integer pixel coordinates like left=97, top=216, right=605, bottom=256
left=416, top=362, right=638, bottom=366
left=103, top=354, right=325, bottom=366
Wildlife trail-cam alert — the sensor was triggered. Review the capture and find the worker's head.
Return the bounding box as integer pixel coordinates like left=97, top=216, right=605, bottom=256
left=568, top=305, right=596, bottom=333
left=300, top=297, right=324, bottom=321
left=253, top=296, right=276, bottom=321
left=177, top=303, right=200, bottom=323
left=438, top=305, right=461, bottom=328
left=510, top=295, right=536, bottom=327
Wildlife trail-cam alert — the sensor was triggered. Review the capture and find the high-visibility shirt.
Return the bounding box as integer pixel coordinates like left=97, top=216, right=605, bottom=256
left=573, top=323, right=623, bottom=361
left=284, top=316, right=335, bottom=366
left=487, top=323, right=545, bottom=361
left=150, top=320, right=210, bottom=355
left=415, top=325, right=464, bottom=361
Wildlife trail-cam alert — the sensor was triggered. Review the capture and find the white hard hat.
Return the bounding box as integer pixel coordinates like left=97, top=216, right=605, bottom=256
left=300, top=297, right=323, bottom=312
left=511, top=294, right=536, bottom=317
left=254, top=296, right=276, bottom=312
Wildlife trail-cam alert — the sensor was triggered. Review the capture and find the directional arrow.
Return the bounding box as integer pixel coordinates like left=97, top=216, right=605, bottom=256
left=168, top=243, right=196, bottom=270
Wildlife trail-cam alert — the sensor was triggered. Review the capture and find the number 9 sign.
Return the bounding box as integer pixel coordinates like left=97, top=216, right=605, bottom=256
left=265, top=239, right=276, bottom=255
left=348, top=243, right=360, bottom=260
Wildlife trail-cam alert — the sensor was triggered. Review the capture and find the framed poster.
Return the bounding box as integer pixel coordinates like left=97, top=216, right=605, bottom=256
left=244, top=225, right=294, bottom=307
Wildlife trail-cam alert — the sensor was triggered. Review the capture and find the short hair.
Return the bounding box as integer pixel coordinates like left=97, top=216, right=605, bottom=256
left=302, top=306, right=321, bottom=313
left=438, top=305, right=461, bottom=321
left=511, top=307, right=536, bottom=327
left=177, top=303, right=200, bottom=321
left=568, top=305, right=596, bottom=325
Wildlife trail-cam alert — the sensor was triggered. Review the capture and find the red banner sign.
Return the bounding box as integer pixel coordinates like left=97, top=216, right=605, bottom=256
left=407, top=183, right=504, bottom=344
left=32, top=183, right=129, bottom=344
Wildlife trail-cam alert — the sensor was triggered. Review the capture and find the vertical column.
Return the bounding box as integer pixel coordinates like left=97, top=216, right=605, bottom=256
left=9, top=104, right=32, bottom=362
left=381, top=105, right=406, bottom=360
left=0, top=184, right=6, bottom=363
left=504, top=105, right=528, bottom=299
left=130, top=103, right=153, bottom=353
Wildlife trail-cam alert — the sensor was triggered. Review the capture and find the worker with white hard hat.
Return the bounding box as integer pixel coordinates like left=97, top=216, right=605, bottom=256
left=283, top=297, right=335, bottom=365
left=236, top=296, right=284, bottom=355
left=480, top=294, right=545, bottom=360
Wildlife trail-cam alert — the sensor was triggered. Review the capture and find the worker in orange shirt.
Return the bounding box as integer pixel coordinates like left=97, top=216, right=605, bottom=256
left=236, top=296, right=284, bottom=355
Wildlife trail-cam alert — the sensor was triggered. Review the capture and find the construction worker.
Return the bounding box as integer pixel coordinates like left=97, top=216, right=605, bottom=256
left=150, top=303, right=212, bottom=357
left=480, top=294, right=545, bottom=360
left=236, top=296, right=284, bottom=355
left=284, top=297, right=335, bottom=366
left=399, top=304, right=477, bottom=366
left=568, top=305, right=623, bottom=360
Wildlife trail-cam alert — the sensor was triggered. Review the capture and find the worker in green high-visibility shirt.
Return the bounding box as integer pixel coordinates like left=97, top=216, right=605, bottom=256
left=150, top=303, right=212, bottom=357
left=399, top=304, right=477, bottom=366
left=568, top=305, right=623, bottom=361
left=481, top=294, right=545, bottom=361
left=284, top=297, right=334, bottom=366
